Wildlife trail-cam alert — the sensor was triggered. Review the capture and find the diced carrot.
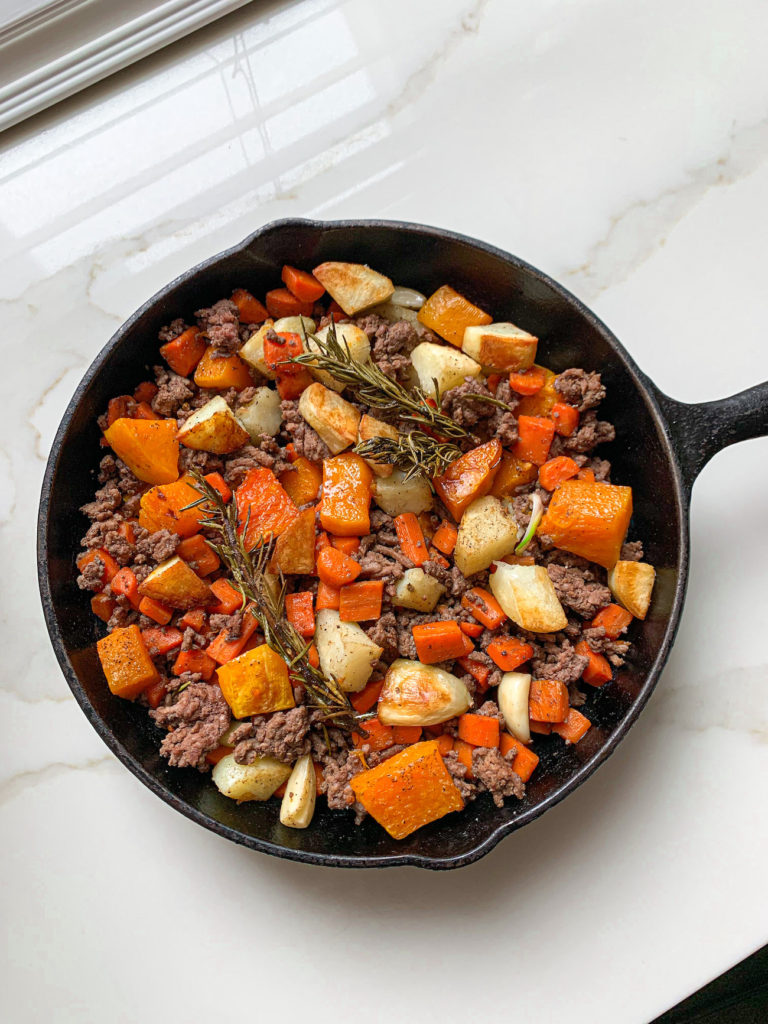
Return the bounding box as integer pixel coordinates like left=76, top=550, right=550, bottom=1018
left=577, top=468, right=596, bottom=483
left=77, top=547, right=120, bottom=589
left=145, top=679, right=168, bottom=710
left=118, top=521, right=137, bottom=545
left=141, top=626, right=184, bottom=656
left=264, top=330, right=314, bottom=400
left=308, top=643, right=320, bottom=669
left=433, top=439, right=502, bottom=521
left=392, top=725, right=422, bottom=745
left=412, top=621, right=474, bottom=664
left=205, top=744, right=235, bottom=766
left=508, top=366, right=548, bottom=395
left=204, top=472, right=231, bottom=503
left=330, top=536, right=360, bottom=555
left=428, top=549, right=450, bottom=569
left=176, top=535, right=220, bottom=577
left=133, top=381, right=158, bottom=405
left=316, top=580, right=340, bottom=610
left=107, top=395, right=134, bottom=425
left=436, top=733, right=455, bottom=756
left=338, top=580, right=384, bottom=622
left=278, top=457, right=322, bottom=507
left=138, top=596, right=173, bottom=625
left=194, top=346, right=253, bottom=391
left=327, top=300, right=347, bottom=318
left=353, top=718, right=394, bottom=752
left=231, top=288, right=268, bottom=323
left=133, top=401, right=160, bottom=420
left=528, top=679, right=569, bottom=722
left=394, top=512, right=429, bottom=567
left=285, top=442, right=298, bottom=462
left=575, top=640, right=613, bottom=686
left=316, top=546, right=361, bottom=587
left=538, top=456, right=580, bottom=492
left=486, top=373, right=502, bottom=394
left=320, top=454, right=373, bottom=536
left=529, top=720, right=553, bottom=735
left=235, top=466, right=299, bottom=550
left=209, top=578, right=243, bottom=615
left=351, top=678, right=384, bottom=713
left=551, top=402, right=579, bottom=437
left=456, top=655, right=492, bottom=691
left=285, top=591, right=316, bottom=638
left=180, top=608, right=207, bottom=633
left=172, top=649, right=216, bottom=681
left=461, top=587, right=507, bottom=630
left=591, top=603, right=633, bottom=639
left=160, top=327, right=207, bottom=378
left=460, top=621, right=484, bottom=638
left=500, top=734, right=540, bottom=782
left=265, top=287, right=314, bottom=319
left=111, top=567, right=140, bottom=610
left=281, top=265, right=325, bottom=303
left=512, top=415, right=556, bottom=466
left=457, top=713, right=500, bottom=748
left=486, top=637, right=534, bottom=671
left=315, top=530, right=331, bottom=553
left=453, top=738, right=475, bottom=778
left=90, top=593, right=115, bottom=622
left=553, top=708, right=592, bottom=744
left=207, top=607, right=260, bottom=664
left=431, top=520, right=458, bottom=556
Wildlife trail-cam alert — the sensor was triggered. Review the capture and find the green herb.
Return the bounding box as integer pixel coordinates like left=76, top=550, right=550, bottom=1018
left=354, top=432, right=461, bottom=480
left=515, top=492, right=543, bottom=554
left=186, top=471, right=362, bottom=732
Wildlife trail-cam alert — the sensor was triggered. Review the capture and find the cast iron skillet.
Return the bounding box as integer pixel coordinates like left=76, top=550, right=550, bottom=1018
left=37, top=219, right=768, bottom=869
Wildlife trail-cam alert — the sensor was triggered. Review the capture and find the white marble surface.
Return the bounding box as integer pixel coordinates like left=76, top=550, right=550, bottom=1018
left=2, top=1, right=767, bottom=1021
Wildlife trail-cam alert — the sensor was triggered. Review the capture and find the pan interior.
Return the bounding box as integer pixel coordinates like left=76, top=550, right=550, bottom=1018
left=40, top=221, right=684, bottom=866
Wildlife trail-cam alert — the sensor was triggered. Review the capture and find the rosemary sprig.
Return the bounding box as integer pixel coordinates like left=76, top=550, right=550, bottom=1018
left=354, top=432, right=461, bottom=481
left=293, top=319, right=469, bottom=441
left=186, top=471, right=363, bottom=733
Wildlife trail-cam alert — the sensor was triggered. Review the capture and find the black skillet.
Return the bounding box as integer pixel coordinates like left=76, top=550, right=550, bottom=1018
left=37, top=219, right=768, bottom=869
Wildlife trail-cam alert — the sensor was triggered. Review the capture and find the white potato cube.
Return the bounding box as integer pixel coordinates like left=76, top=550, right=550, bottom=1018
left=212, top=754, right=291, bottom=802
left=273, top=315, right=316, bottom=337
left=608, top=560, right=656, bottom=619
left=313, top=261, right=394, bottom=315
left=279, top=755, right=316, bottom=829
left=297, top=382, right=361, bottom=454
left=497, top=672, right=532, bottom=743
left=462, top=322, right=538, bottom=372
left=236, top=386, right=282, bottom=440
left=357, top=413, right=399, bottom=477
left=314, top=609, right=383, bottom=692
left=489, top=562, right=567, bottom=633
left=453, top=496, right=518, bottom=576
left=378, top=659, right=471, bottom=727
left=372, top=469, right=433, bottom=516
left=411, top=341, right=481, bottom=397
left=305, top=323, right=371, bottom=392
left=239, top=321, right=276, bottom=379
left=368, top=302, right=421, bottom=326
left=392, top=568, right=446, bottom=612
left=176, top=395, right=249, bottom=454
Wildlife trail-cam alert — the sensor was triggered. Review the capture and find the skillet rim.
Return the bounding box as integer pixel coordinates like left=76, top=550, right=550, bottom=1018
left=37, top=217, right=689, bottom=869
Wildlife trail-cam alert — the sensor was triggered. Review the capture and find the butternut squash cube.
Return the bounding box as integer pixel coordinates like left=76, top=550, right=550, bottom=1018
left=103, top=418, right=179, bottom=485
left=350, top=740, right=464, bottom=839
left=417, top=285, right=492, bottom=347
left=539, top=479, right=633, bottom=569
left=138, top=475, right=206, bottom=538
left=270, top=506, right=316, bottom=575
left=216, top=644, right=295, bottom=718
left=516, top=366, right=558, bottom=417
left=138, top=555, right=214, bottom=610
left=97, top=624, right=159, bottom=699
left=490, top=452, right=538, bottom=497
left=193, top=345, right=253, bottom=391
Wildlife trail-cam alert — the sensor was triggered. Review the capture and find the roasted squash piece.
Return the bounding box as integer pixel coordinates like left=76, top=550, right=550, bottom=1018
left=103, top=418, right=179, bottom=485
left=320, top=453, right=373, bottom=536
left=490, top=452, right=538, bottom=497
left=270, top=507, right=316, bottom=575
left=539, top=479, right=633, bottom=569
left=97, top=624, right=159, bottom=699
left=433, top=439, right=502, bottom=522
left=417, top=285, right=492, bottom=347
left=235, top=466, right=299, bottom=550
left=138, top=555, right=214, bottom=610
left=350, top=740, right=464, bottom=839
left=278, top=456, right=323, bottom=506
left=138, top=475, right=206, bottom=538
left=217, top=644, right=295, bottom=718
left=193, top=345, right=253, bottom=391
left=516, top=365, right=558, bottom=417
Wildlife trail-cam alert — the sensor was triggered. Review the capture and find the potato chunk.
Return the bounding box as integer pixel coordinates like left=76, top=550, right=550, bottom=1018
left=608, top=560, right=656, bottom=619
left=372, top=469, right=433, bottom=516
left=212, top=754, right=291, bottom=802
left=314, top=609, right=383, bottom=692
left=411, top=341, right=482, bottom=397
left=312, top=261, right=394, bottom=314
left=239, top=321, right=276, bottom=379
left=489, top=562, right=567, bottom=633
left=357, top=413, right=399, bottom=477
left=461, top=322, right=538, bottom=371
left=236, top=386, right=282, bottom=440
left=453, top=496, right=518, bottom=576
left=305, top=323, right=371, bottom=392
left=298, top=382, right=361, bottom=454
left=378, top=659, right=471, bottom=727
left=176, top=395, right=249, bottom=454
left=392, top=568, right=446, bottom=612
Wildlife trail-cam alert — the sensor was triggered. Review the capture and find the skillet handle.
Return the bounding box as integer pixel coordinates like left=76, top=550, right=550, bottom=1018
left=654, top=380, right=768, bottom=492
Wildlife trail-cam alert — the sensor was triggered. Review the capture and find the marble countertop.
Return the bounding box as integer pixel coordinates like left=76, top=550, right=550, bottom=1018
left=2, top=1, right=767, bottom=1021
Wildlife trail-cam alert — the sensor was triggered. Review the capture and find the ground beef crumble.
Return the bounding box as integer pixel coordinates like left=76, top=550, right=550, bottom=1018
left=150, top=683, right=230, bottom=769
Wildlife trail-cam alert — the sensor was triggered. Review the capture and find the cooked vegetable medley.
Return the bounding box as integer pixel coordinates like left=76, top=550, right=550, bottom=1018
left=78, top=258, right=656, bottom=839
